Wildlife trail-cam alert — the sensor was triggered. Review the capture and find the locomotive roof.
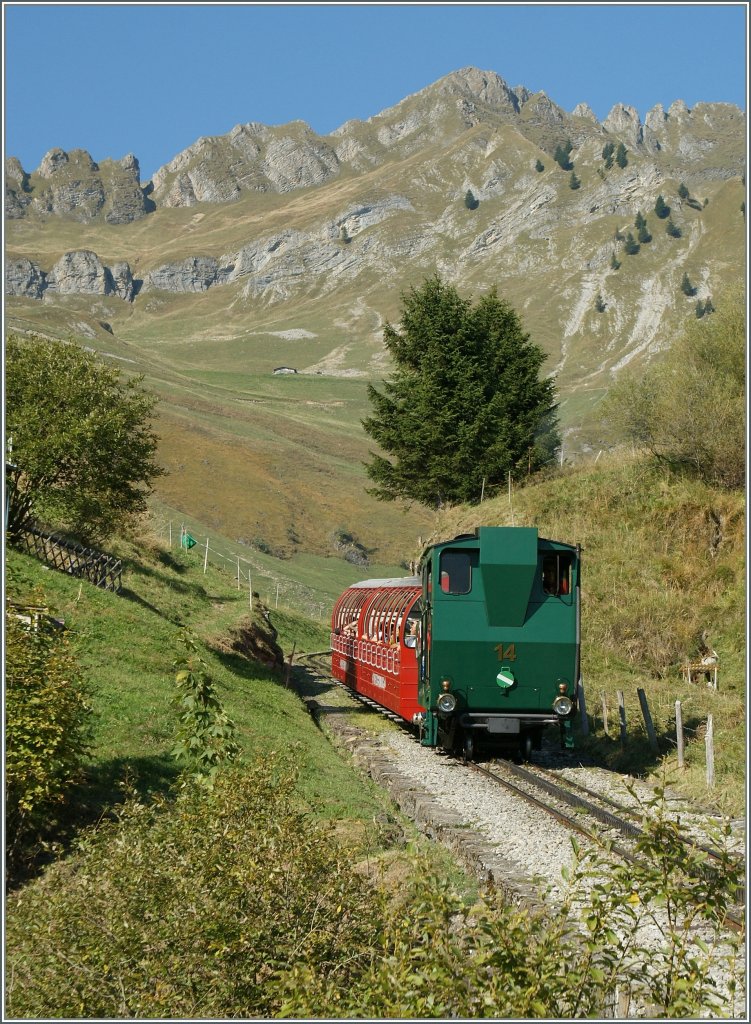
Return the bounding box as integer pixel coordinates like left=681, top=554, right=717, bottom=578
left=349, top=576, right=421, bottom=590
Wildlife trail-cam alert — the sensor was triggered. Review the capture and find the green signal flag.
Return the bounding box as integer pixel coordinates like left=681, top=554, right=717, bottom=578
left=181, top=533, right=197, bottom=549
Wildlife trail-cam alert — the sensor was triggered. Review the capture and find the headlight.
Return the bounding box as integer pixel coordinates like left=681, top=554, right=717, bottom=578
left=437, top=692, right=457, bottom=715
left=553, top=695, right=573, bottom=716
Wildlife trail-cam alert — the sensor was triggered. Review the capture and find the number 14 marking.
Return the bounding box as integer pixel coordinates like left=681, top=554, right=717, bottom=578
left=495, top=643, right=516, bottom=662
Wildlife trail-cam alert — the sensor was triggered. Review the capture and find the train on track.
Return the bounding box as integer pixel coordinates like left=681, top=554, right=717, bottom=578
left=331, top=526, right=581, bottom=760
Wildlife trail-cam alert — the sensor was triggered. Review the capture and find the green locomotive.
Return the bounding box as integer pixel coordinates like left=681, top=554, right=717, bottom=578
left=414, top=526, right=581, bottom=759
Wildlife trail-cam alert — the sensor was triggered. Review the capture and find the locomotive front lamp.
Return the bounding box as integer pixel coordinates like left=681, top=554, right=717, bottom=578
left=552, top=695, right=573, bottom=716
left=437, top=692, right=457, bottom=715
left=441, top=678, right=452, bottom=691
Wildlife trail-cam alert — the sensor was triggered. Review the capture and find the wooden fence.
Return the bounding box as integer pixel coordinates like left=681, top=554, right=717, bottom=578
left=18, top=526, right=123, bottom=593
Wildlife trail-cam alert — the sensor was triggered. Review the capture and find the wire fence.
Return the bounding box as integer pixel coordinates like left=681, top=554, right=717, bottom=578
left=149, top=515, right=333, bottom=623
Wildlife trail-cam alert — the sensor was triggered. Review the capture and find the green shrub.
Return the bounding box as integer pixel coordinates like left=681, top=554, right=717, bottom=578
left=279, top=789, right=742, bottom=1019
left=5, top=757, right=384, bottom=1019
left=171, top=630, right=240, bottom=785
left=6, top=760, right=742, bottom=1019
left=5, top=598, right=93, bottom=868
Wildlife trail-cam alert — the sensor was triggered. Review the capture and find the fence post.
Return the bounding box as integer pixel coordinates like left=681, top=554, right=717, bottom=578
left=637, top=687, right=658, bottom=753
left=204, top=538, right=209, bottom=574
left=705, top=714, right=715, bottom=787
left=577, top=678, right=589, bottom=735
left=285, top=642, right=296, bottom=689
left=275, top=583, right=280, bottom=609
left=249, top=575, right=253, bottom=612
left=675, top=700, right=685, bottom=769
left=601, top=693, right=610, bottom=737
left=236, top=555, right=240, bottom=590
left=617, top=690, right=627, bottom=746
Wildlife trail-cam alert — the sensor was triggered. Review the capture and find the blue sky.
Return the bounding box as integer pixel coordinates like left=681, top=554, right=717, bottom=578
left=3, top=2, right=748, bottom=182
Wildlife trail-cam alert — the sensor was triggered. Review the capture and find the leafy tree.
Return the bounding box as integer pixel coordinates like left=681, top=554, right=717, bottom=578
left=6, top=591, right=92, bottom=869
left=569, top=171, right=580, bottom=190
left=535, top=158, right=544, bottom=172
left=363, top=277, right=559, bottom=508
left=623, top=232, right=640, bottom=255
left=602, top=141, right=615, bottom=168
left=464, top=189, right=479, bottom=210
left=654, top=194, right=670, bottom=219
left=605, top=286, right=744, bottom=488
left=553, top=140, right=573, bottom=171
left=6, top=334, right=164, bottom=541
left=666, top=218, right=682, bottom=238
left=680, top=272, right=695, bottom=296
left=678, top=182, right=690, bottom=200
left=615, top=142, right=628, bottom=168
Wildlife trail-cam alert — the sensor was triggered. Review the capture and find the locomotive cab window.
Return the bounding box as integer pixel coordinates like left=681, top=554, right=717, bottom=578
left=542, top=554, right=572, bottom=596
left=439, top=550, right=473, bottom=595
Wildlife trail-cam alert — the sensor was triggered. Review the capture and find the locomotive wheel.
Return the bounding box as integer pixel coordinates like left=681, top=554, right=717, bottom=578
left=462, top=732, right=475, bottom=763
left=520, top=732, right=533, bottom=762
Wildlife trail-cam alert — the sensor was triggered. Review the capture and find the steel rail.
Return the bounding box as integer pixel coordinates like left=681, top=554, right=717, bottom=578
left=471, top=760, right=744, bottom=936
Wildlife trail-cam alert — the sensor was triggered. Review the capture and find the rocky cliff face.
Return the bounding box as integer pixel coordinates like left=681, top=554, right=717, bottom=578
left=7, top=67, right=744, bottom=224
left=6, top=250, right=135, bottom=301
left=5, top=148, right=153, bottom=223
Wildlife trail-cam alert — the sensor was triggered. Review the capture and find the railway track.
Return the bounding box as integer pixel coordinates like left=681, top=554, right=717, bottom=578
left=468, top=757, right=745, bottom=935
left=299, top=654, right=744, bottom=935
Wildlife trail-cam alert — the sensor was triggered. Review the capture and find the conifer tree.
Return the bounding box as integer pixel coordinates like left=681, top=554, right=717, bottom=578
left=623, top=232, right=640, bottom=255
left=654, top=195, right=670, bottom=219
left=666, top=218, right=682, bottom=238
left=569, top=171, right=581, bottom=190
left=553, top=140, right=573, bottom=171
left=535, top=159, right=544, bottom=172
left=363, top=277, right=559, bottom=507
left=602, top=142, right=615, bottom=168
left=615, top=142, right=628, bottom=168
left=678, top=182, right=690, bottom=200
left=610, top=252, right=621, bottom=270
left=681, top=272, right=695, bottom=296
left=464, top=189, right=479, bottom=210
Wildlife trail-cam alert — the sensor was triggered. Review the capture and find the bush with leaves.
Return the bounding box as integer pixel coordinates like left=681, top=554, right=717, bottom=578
left=171, top=630, right=240, bottom=785
left=6, top=761, right=742, bottom=1019
left=5, top=595, right=92, bottom=868
left=5, top=756, right=384, bottom=1019
left=605, top=286, right=745, bottom=488
left=278, top=785, right=743, bottom=1019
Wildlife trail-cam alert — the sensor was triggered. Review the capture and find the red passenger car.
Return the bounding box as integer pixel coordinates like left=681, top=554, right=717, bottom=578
left=330, top=577, right=423, bottom=722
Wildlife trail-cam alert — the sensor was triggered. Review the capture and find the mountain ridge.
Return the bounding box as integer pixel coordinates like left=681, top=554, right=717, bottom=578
left=5, top=65, right=746, bottom=460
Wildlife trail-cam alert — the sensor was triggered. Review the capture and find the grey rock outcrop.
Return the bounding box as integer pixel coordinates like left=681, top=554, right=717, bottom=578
left=141, top=256, right=227, bottom=293
left=48, top=250, right=111, bottom=295
left=150, top=121, right=341, bottom=206
left=6, top=147, right=151, bottom=223
left=5, top=257, right=47, bottom=298
left=5, top=157, right=32, bottom=218
left=7, top=250, right=136, bottom=302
